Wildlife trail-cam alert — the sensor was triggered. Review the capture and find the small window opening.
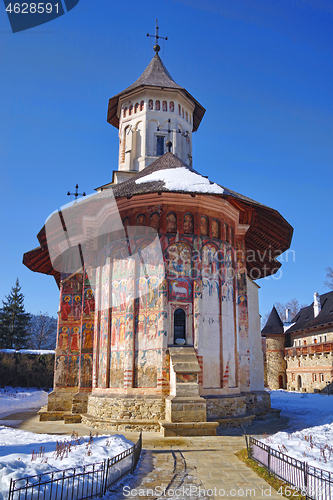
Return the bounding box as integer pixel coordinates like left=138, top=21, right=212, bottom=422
left=156, top=136, right=165, bottom=156
left=174, top=308, right=186, bottom=345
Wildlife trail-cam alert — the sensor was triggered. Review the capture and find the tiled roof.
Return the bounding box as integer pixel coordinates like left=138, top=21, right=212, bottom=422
left=106, top=153, right=267, bottom=207
left=107, top=54, right=205, bottom=132
left=286, top=291, right=333, bottom=333
left=261, top=306, right=284, bottom=335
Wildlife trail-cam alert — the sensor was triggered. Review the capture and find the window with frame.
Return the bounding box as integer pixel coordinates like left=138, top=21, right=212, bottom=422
left=174, top=308, right=186, bottom=344
left=156, top=136, right=165, bottom=156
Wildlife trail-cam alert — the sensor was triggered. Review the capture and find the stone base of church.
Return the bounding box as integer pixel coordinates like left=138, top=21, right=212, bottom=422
left=206, top=391, right=271, bottom=420
left=38, top=389, right=271, bottom=436
left=87, top=393, right=166, bottom=421
left=81, top=414, right=161, bottom=433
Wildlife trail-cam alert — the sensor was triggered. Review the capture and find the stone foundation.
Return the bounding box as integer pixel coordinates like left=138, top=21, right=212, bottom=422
left=87, top=393, right=166, bottom=421
left=206, top=391, right=271, bottom=419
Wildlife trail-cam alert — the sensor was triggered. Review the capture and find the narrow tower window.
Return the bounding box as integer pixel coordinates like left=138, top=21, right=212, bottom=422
left=155, top=100, right=160, bottom=111
left=162, top=100, right=167, bottom=111
left=140, top=100, right=144, bottom=111
left=174, top=308, right=186, bottom=344
left=170, top=101, right=174, bottom=112
left=156, top=136, right=165, bottom=156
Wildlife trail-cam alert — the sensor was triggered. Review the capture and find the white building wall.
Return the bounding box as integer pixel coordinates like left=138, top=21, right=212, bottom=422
left=247, top=277, right=264, bottom=390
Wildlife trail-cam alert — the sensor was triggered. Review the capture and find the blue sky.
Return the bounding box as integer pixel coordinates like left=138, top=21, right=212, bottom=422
left=0, top=0, right=332, bottom=320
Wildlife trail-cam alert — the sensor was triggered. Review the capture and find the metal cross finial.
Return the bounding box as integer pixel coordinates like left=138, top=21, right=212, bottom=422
left=67, top=184, right=86, bottom=202
left=147, top=19, right=167, bottom=53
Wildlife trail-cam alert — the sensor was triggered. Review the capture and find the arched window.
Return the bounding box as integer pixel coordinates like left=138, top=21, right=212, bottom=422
left=170, top=101, right=174, bottom=112
left=162, top=100, right=167, bottom=111
left=123, top=107, right=127, bottom=117
left=129, top=105, right=133, bottom=116
left=185, top=110, right=188, bottom=121
left=135, top=103, right=139, bottom=113
left=148, top=99, right=153, bottom=110
left=155, top=100, right=160, bottom=111
left=182, top=107, right=184, bottom=118
left=178, top=104, right=181, bottom=115
left=140, top=100, right=144, bottom=111
left=174, top=308, right=186, bottom=344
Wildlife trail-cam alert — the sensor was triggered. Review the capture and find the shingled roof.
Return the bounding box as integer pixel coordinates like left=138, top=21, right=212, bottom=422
left=286, top=291, right=333, bottom=333
left=107, top=53, right=205, bottom=132
left=105, top=153, right=265, bottom=205
left=261, top=306, right=284, bottom=335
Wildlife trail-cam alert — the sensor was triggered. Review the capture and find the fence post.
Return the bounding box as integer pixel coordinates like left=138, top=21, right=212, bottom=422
left=7, top=478, right=12, bottom=500
left=304, top=462, right=308, bottom=500
left=267, top=447, right=271, bottom=477
left=103, top=458, right=109, bottom=495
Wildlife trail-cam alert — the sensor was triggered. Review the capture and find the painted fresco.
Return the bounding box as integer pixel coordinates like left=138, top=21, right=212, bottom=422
left=134, top=350, right=157, bottom=387
left=81, top=354, right=93, bottom=388
left=168, top=278, right=192, bottom=301
left=166, top=212, right=177, bottom=233
left=167, top=242, right=192, bottom=277
left=184, top=213, right=194, bottom=234
left=67, top=355, right=79, bottom=386
left=200, top=216, right=208, bottom=236
left=110, top=351, right=125, bottom=387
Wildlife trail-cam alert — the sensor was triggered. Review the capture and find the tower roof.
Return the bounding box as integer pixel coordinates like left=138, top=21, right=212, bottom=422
left=261, top=307, right=284, bottom=335
left=107, top=54, right=205, bottom=132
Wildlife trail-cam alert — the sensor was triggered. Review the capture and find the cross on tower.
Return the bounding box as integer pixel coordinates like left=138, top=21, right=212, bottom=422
left=67, top=184, right=86, bottom=201
left=147, top=19, right=168, bottom=53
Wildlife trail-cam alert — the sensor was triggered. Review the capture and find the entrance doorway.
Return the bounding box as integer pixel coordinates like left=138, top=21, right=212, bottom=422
left=297, top=374, right=302, bottom=390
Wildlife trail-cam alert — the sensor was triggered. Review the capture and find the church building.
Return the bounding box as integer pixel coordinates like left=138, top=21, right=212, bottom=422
left=23, top=38, right=293, bottom=436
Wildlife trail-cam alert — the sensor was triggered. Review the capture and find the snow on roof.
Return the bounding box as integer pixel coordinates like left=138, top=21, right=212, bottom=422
left=135, top=167, right=225, bottom=194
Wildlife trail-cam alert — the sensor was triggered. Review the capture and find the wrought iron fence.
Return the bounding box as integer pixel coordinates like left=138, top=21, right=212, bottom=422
left=8, top=432, right=142, bottom=500
left=249, top=436, right=333, bottom=500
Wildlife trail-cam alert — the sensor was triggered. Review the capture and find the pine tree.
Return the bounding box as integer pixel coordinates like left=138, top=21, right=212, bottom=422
left=0, top=279, right=31, bottom=349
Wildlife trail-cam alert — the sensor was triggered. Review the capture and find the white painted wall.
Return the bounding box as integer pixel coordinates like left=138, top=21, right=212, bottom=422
left=247, top=277, right=264, bottom=390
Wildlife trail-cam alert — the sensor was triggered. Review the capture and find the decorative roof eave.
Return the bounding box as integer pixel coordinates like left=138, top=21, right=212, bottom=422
left=22, top=242, right=61, bottom=287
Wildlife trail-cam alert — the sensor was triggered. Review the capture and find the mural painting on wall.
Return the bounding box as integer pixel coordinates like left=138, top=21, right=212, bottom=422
left=84, top=289, right=95, bottom=318
left=55, top=355, right=67, bottom=387
left=82, top=323, right=93, bottom=351
left=167, top=242, right=192, bottom=277
left=149, top=212, right=160, bottom=231
left=58, top=326, right=69, bottom=352
left=136, top=214, right=146, bottom=226
left=166, top=212, right=177, bottom=233
left=67, top=355, right=79, bottom=386
left=110, top=351, right=124, bottom=388
left=168, top=278, right=192, bottom=301
left=81, top=353, right=93, bottom=388
left=70, top=327, right=80, bottom=352
left=200, top=216, right=208, bottom=236
left=73, top=296, right=82, bottom=321
left=60, top=295, right=72, bottom=321
left=212, top=219, right=220, bottom=239
left=184, top=213, right=194, bottom=234
left=202, top=244, right=219, bottom=278
left=134, top=349, right=157, bottom=388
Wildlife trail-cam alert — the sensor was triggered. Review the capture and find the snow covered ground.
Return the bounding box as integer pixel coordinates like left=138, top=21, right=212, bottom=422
left=0, top=387, right=133, bottom=500
left=0, top=387, right=49, bottom=420
left=261, top=390, right=333, bottom=472
left=1, top=388, right=333, bottom=498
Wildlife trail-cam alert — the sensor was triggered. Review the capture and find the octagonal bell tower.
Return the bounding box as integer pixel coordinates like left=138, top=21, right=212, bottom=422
left=107, top=43, right=205, bottom=184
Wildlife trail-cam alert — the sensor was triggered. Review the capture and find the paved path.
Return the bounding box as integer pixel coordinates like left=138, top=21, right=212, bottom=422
left=2, top=410, right=285, bottom=499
